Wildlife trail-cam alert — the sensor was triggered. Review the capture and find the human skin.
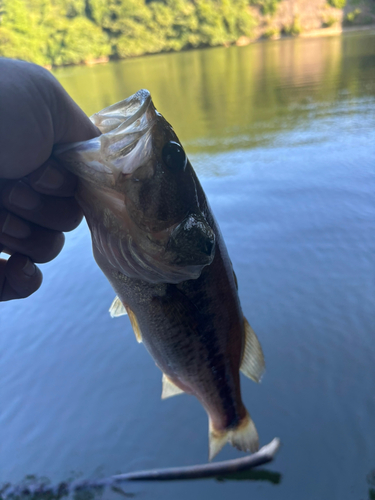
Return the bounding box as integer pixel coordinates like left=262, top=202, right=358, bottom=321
left=0, top=58, right=100, bottom=301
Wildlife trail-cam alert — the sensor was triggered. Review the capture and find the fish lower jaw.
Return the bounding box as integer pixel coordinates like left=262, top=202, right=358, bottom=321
left=208, top=411, right=259, bottom=461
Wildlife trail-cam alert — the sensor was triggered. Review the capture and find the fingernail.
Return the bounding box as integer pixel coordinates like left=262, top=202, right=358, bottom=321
left=9, top=181, right=42, bottom=210
left=22, top=257, right=36, bottom=277
left=2, top=213, right=31, bottom=239
left=35, top=165, right=65, bottom=190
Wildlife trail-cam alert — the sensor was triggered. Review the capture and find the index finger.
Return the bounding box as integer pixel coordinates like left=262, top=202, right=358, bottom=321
left=27, top=157, right=78, bottom=197
left=0, top=253, right=43, bottom=301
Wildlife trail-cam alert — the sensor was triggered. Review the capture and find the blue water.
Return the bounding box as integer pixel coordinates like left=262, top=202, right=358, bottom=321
left=1, top=31, right=375, bottom=500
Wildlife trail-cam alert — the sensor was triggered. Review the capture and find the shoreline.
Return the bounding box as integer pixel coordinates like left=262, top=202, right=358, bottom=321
left=299, top=23, right=375, bottom=38
left=236, top=23, right=375, bottom=46
left=50, top=23, right=375, bottom=70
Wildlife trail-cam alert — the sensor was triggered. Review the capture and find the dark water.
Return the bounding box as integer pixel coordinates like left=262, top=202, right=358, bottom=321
left=1, top=31, right=375, bottom=499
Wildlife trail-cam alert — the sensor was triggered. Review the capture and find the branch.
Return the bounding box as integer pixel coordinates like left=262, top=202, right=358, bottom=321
left=1, top=438, right=281, bottom=499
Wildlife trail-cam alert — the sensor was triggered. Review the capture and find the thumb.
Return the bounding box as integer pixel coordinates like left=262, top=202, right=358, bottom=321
left=49, top=74, right=100, bottom=146
left=0, top=59, right=100, bottom=179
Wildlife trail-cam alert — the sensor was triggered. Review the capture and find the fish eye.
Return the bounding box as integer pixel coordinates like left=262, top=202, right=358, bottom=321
left=162, top=141, right=187, bottom=171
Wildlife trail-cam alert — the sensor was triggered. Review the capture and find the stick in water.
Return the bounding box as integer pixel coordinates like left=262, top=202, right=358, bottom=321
left=1, top=438, right=281, bottom=499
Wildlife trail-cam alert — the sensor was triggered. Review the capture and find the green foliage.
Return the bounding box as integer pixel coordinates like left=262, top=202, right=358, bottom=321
left=0, top=0, right=111, bottom=65
left=328, top=0, right=346, bottom=8
left=47, top=17, right=111, bottom=66
left=282, top=16, right=302, bottom=36
left=249, top=0, right=281, bottom=16
left=109, top=0, right=256, bottom=58
left=322, top=15, right=338, bottom=27
left=0, top=0, right=50, bottom=66
left=344, top=8, right=361, bottom=24
left=263, top=26, right=279, bottom=38
left=344, top=7, right=373, bottom=25
left=0, top=0, right=258, bottom=66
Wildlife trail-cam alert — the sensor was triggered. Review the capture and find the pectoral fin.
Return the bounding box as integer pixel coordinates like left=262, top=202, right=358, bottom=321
left=109, top=296, right=128, bottom=318
left=240, top=317, right=265, bottom=383
left=233, top=270, right=238, bottom=290
left=109, top=297, right=142, bottom=343
left=127, top=307, right=143, bottom=343
left=161, top=373, right=184, bottom=399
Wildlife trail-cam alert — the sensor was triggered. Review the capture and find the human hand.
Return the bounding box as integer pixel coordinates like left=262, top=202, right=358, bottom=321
left=0, top=59, right=100, bottom=301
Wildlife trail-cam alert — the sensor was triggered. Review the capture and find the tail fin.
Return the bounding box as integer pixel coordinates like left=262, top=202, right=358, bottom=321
left=208, top=412, right=259, bottom=461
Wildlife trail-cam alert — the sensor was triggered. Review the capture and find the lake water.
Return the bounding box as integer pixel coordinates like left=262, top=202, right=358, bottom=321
left=1, top=31, right=375, bottom=500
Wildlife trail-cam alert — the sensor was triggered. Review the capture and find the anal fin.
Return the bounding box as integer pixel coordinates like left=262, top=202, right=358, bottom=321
left=240, top=317, right=265, bottom=383
left=208, top=424, right=227, bottom=461
left=161, top=373, right=184, bottom=399
left=109, top=296, right=127, bottom=318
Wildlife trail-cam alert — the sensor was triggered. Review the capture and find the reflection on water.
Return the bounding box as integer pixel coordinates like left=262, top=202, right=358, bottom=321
left=55, top=31, right=375, bottom=159
left=0, top=475, right=128, bottom=500
left=1, top=31, right=375, bottom=500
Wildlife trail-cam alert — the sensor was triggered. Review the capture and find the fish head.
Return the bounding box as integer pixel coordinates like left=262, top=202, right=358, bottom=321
left=55, top=90, right=215, bottom=283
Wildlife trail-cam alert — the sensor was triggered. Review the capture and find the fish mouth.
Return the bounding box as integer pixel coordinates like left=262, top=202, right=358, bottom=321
left=54, top=90, right=156, bottom=187
left=91, top=89, right=152, bottom=135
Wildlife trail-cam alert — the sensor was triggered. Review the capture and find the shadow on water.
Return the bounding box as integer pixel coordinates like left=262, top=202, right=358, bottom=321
left=368, top=470, right=375, bottom=500
left=216, top=468, right=281, bottom=483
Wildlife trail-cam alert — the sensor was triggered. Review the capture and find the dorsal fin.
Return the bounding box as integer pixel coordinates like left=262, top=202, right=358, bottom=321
left=161, top=373, right=184, bottom=399
left=109, top=296, right=127, bottom=317
left=240, top=317, right=265, bottom=383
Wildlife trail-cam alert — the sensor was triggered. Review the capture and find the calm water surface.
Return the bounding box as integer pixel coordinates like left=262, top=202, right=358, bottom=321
left=1, top=32, right=375, bottom=500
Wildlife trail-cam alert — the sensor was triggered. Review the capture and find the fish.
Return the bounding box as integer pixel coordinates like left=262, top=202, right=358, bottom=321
left=55, top=90, right=265, bottom=460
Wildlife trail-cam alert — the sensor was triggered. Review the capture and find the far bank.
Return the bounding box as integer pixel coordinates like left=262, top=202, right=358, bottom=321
left=0, top=0, right=374, bottom=68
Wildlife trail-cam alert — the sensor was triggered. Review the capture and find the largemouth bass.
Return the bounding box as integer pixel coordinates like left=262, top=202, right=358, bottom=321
left=55, top=90, right=265, bottom=460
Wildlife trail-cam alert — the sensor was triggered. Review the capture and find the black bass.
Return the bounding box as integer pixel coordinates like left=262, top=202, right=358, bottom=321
left=55, top=90, right=265, bottom=460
